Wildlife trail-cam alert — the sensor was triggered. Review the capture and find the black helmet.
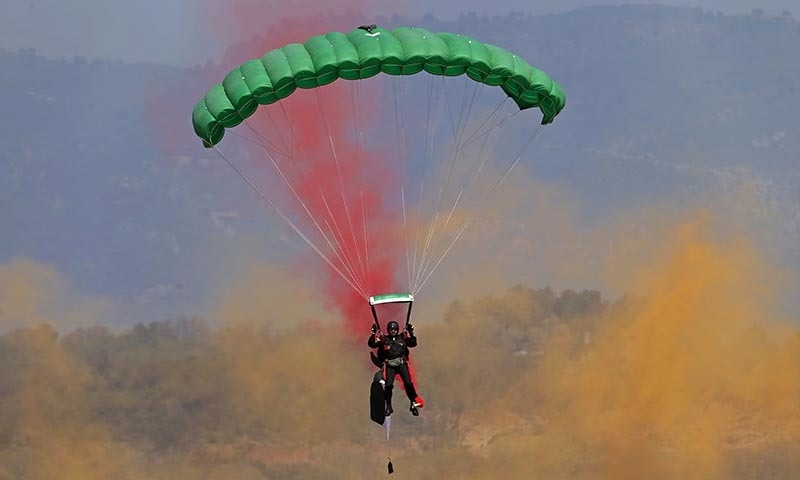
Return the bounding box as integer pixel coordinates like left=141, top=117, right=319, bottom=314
left=387, top=321, right=400, bottom=334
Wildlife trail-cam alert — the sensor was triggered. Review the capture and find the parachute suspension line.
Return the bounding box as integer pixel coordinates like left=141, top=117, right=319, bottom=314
left=276, top=98, right=369, bottom=292
left=418, top=125, right=548, bottom=296
left=255, top=107, right=340, bottom=221
left=413, top=77, right=460, bottom=281
left=414, top=188, right=466, bottom=292
left=391, top=75, right=401, bottom=158
left=455, top=76, right=481, bottom=146
left=394, top=77, right=415, bottom=162
left=240, top=119, right=291, bottom=159
left=409, top=77, right=437, bottom=292
left=414, top=76, right=448, bottom=280
left=399, top=75, right=410, bottom=163
left=416, top=126, right=548, bottom=296
left=413, top=191, right=464, bottom=294
left=401, top=186, right=412, bottom=292
left=413, top=106, right=547, bottom=297
left=245, top=109, right=369, bottom=296
left=354, top=79, right=374, bottom=294
left=463, top=102, right=510, bottom=194
left=437, top=77, right=474, bottom=202
left=253, top=145, right=368, bottom=298
left=228, top=125, right=283, bottom=158
left=262, top=107, right=297, bottom=164
left=492, top=124, right=545, bottom=191
left=413, top=218, right=472, bottom=296
left=314, top=89, right=370, bottom=288
left=424, top=77, right=443, bottom=173
left=441, top=76, right=480, bottom=183
left=460, top=107, right=521, bottom=151
left=391, top=76, right=409, bottom=294
left=350, top=79, right=364, bottom=193
left=318, top=193, right=370, bottom=295
left=277, top=101, right=313, bottom=162
left=401, top=78, right=431, bottom=293
left=440, top=75, right=460, bottom=138
left=392, top=75, right=411, bottom=170
left=393, top=75, right=419, bottom=294
left=453, top=98, right=515, bottom=199
left=412, top=77, right=456, bottom=292
left=314, top=89, right=339, bottom=160
left=412, top=77, right=480, bottom=292
left=433, top=78, right=480, bottom=224
left=340, top=187, right=368, bottom=294
left=414, top=103, right=514, bottom=291
left=424, top=75, right=435, bottom=165
left=438, top=76, right=480, bottom=213
left=352, top=78, right=374, bottom=293
left=210, top=145, right=368, bottom=300
left=360, top=189, right=372, bottom=294
left=460, top=96, right=510, bottom=151
left=412, top=209, right=441, bottom=294
left=352, top=79, right=368, bottom=168
left=352, top=78, right=375, bottom=291
left=413, top=98, right=511, bottom=293
left=410, top=182, right=425, bottom=295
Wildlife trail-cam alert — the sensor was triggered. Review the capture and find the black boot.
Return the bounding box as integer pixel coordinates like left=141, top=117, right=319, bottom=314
left=385, top=403, right=394, bottom=416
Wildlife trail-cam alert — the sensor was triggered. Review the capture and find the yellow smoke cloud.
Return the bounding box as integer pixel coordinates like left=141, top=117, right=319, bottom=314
left=211, top=262, right=334, bottom=331
left=0, top=325, right=140, bottom=480
left=0, top=257, right=113, bottom=333
left=2, top=168, right=798, bottom=479
left=427, top=214, right=800, bottom=480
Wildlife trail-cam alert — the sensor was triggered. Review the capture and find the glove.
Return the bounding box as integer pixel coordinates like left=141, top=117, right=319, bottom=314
left=405, top=323, right=415, bottom=335
left=371, top=324, right=377, bottom=335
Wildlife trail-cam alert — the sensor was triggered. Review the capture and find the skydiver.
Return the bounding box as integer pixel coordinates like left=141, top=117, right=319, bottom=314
left=368, top=320, right=425, bottom=416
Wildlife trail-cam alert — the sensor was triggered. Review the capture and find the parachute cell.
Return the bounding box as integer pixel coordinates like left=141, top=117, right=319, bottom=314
left=192, top=26, right=566, bottom=147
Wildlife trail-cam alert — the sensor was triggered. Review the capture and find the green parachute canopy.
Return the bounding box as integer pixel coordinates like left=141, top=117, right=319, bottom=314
left=192, top=26, right=566, bottom=147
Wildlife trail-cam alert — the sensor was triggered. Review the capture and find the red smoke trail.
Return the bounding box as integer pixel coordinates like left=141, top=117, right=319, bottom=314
left=212, top=4, right=408, bottom=334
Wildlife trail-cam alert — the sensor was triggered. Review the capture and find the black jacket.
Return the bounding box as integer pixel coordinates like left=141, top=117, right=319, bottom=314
left=368, top=332, right=417, bottom=361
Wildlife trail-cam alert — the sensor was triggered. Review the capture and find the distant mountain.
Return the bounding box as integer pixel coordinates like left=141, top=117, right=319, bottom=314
left=2, top=6, right=798, bottom=323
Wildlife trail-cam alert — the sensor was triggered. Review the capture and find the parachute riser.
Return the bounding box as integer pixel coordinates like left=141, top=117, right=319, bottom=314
left=370, top=304, right=381, bottom=333
left=369, top=293, right=414, bottom=331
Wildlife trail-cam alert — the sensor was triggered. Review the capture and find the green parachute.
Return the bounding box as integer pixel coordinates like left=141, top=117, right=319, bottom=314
left=189, top=24, right=567, bottom=300
left=192, top=26, right=565, bottom=147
